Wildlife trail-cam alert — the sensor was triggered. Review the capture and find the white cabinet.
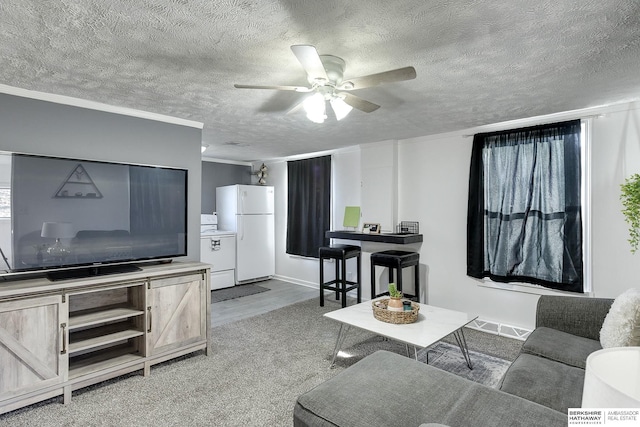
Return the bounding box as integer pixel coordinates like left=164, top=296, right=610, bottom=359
left=0, top=262, right=210, bottom=415
left=200, top=233, right=236, bottom=290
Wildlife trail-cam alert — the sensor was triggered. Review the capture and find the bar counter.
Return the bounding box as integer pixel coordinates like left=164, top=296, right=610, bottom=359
left=325, top=231, right=423, bottom=244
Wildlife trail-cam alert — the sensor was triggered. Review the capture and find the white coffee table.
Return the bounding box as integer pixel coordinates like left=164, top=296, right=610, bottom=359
left=324, top=298, right=478, bottom=368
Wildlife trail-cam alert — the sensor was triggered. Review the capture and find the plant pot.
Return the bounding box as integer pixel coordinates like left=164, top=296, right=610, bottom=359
left=387, top=297, right=404, bottom=312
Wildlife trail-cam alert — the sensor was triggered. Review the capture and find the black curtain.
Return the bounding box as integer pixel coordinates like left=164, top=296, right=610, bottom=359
left=286, top=156, right=331, bottom=258
left=467, top=120, right=583, bottom=293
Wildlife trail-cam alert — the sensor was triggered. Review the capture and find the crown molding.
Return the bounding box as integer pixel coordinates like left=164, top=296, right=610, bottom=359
left=0, top=84, right=203, bottom=129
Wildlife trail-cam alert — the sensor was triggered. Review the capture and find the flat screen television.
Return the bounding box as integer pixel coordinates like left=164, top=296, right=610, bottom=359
left=0, top=152, right=188, bottom=280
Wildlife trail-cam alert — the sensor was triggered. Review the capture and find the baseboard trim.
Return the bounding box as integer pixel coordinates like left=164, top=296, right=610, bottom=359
left=467, top=318, right=532, bottom=341
left=272, top=274, right=317, bottom=289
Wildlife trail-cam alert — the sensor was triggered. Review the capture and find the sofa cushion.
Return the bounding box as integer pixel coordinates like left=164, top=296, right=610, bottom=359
left=522, top=326, right=601, bottom=369
left=600, top=288, right=640, bottom=348
left=294, top=350, right=566, bottom=427
left=535, top=296, right=613, bottom=341
left=498, top=353, right=585, bottom=413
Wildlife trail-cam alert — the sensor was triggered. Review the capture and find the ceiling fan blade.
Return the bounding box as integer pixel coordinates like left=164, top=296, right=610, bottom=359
left=339, top=66, right=417, bottom=90
left=342, top=93, right=380, bottom=113
left=290, top=45, right=329, bottom=82
left=234, top=84, right=311, bottom=92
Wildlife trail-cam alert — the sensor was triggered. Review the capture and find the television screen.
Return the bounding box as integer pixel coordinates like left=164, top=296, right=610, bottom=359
left=0, top=153, right=187, bottom=278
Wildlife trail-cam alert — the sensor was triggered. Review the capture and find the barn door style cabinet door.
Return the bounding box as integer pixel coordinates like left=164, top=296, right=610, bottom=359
left=0, top=294, right=68, bottom=412
left=146, top=272, right=207, bottom=358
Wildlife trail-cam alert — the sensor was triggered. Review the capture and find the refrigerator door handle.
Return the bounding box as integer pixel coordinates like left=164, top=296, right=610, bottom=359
left=239, top=215, right=245, bottom=241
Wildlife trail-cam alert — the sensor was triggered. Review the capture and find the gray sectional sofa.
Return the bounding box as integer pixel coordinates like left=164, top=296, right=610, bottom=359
left=294, top=295, right=614, bottom=427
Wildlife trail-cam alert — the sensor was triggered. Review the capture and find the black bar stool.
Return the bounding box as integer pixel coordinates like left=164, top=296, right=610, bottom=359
left=370, top=250, right=420, bottom=302
left=319, top=244, right=361, bottom=308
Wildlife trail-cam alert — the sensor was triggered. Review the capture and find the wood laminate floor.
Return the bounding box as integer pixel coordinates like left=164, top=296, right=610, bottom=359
left=211, top=279, right=318, bottom=327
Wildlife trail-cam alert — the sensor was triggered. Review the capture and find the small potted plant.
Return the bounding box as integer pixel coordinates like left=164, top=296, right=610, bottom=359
left=387, top=283, right=404, bottom=311
left=621, top=173, right=640, bottom=253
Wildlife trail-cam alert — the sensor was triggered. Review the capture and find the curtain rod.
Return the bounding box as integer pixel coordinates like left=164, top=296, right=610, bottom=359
left=461, top=114, right=604, bottom=138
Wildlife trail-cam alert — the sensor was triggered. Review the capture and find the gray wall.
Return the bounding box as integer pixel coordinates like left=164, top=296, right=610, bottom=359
left=0, top=92, right=202, bottom=262
left=201, top=161, right=251, bottom=214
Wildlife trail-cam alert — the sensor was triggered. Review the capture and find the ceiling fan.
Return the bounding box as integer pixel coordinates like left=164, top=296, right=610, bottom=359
left=234, top=45, right=417, bottom=123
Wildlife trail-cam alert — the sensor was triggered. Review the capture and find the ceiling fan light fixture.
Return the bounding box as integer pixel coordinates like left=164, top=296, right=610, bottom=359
left=330, top=97, right=353, bottom=121
left=234, top=45, right=414, bottom=122
left=312, top=77, right=328, bottom=87
left=303, top=93, right=327, bottom=123
left=340, top=81, right=354, bottom=90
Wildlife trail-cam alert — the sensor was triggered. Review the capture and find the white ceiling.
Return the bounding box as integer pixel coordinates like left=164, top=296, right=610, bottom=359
left=2, top=0, right=640, bottom=162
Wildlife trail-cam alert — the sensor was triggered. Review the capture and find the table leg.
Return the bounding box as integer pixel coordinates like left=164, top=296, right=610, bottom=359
left=330, top=324, right=351, bottom=368
left=404, top=344, right=419, bottom=361
left=452, top=328, right=473, bottom=369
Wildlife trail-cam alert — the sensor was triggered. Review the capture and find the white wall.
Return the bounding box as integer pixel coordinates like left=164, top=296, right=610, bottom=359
left=591, top=103, right=640, bottom=297
left=360, top=141, right=397, bottom=232
left=272, top=101, right=640, bottom=331
left=332, top=147, right=362, bottom=230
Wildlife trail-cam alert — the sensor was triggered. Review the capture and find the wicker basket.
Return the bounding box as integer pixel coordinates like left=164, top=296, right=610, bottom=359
left=372, top=299, right=420, bottom=324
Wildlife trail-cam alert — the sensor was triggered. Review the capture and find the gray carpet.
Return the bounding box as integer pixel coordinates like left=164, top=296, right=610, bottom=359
left=210, top=284, right=269, bottom=303
left=0, top=298, right=522, bottom=426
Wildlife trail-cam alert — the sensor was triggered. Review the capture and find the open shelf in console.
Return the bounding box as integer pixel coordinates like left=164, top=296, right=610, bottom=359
left=69, top=304, right=146, bottom=329
left=69, top=321, right=144, bottom=354
left=67, top=282, right=146, bottom=378
left=69, top=343, right=144, bottom=379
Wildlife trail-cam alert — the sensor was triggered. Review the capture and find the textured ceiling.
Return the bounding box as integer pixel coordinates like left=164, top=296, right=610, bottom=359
left=1, top=0, right=640, bottom=162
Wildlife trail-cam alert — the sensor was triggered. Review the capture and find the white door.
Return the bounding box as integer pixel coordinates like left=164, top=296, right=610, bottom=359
left=238, top=185, right=274, bottom=215
left=236, top=214, right=275, bottom=282
left=215, top=185, right=239, bottom=231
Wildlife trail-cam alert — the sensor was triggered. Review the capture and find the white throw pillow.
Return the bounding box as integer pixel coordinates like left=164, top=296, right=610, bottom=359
left=600, top=288, right=640, bottom=348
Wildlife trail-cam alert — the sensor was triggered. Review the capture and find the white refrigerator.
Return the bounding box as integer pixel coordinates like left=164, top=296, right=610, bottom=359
left=216, top=185, right=275, bottom=284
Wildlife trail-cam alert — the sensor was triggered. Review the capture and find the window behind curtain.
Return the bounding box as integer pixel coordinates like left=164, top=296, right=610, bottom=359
left=467, top=120, right=583, bottom=293
left=286, top=156, right=331, bottom=258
